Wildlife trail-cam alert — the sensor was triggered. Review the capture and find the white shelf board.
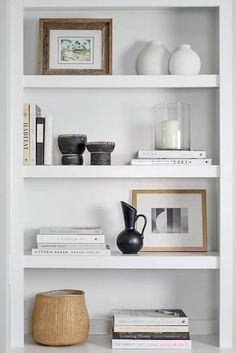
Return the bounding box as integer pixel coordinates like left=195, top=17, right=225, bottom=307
left=23, top=75, right=219, bottom=89
left=23, top=0, right=220, bottom=11
left=23, top=251, right=219, bottom=269
left=23, top=166, right=220, bottom=179
left=10, top=334, right=233, bottom=353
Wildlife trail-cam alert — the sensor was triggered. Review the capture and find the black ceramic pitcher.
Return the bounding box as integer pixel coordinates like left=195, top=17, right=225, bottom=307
left=117, top=201, right=147, bottom=254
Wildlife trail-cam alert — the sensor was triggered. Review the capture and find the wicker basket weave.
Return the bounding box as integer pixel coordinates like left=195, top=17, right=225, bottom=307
left=32, top=289, right=89, bottom=346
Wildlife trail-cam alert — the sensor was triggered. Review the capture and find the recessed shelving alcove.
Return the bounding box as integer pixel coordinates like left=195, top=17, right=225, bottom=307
left=7, top=0, right=233, bottom=352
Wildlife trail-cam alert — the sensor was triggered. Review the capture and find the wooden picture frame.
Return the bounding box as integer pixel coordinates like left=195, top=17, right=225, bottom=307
left=39, top=18, right=112, bottom=75
left=132, top=189, right=207, bottom=252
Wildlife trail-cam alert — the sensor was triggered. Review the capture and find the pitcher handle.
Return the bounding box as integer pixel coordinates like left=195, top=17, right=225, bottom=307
left=136, top=214, right=147, bottom=236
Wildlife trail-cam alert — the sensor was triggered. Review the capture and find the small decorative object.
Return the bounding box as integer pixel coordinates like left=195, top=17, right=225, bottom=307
left=86, top=141, right=115, bottom=165
left=58, top=134, right=87, bottom=165
left=32, top=289, right=89, bottom=346
left=132, top=189, right=207, bottom=252
left=39, top=18, right=112, bottom=75
left=155, top=103, right=190, bottom=150
left=136, top=41, right=170, bottom=75
left=169, top=44, right=201, bottom=75
left=117, top=201, right=147, bottom=254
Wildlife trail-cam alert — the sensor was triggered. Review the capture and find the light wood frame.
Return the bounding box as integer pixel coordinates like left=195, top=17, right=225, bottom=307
left=39, top=18, right=112, bottom=75
left=132, top=189, right=207, bottom=252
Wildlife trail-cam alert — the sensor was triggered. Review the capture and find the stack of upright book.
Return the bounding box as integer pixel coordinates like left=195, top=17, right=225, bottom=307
left=23, top=103, right=53, bottom=166
left=131, top=150, right=211, bottom=166
left=112, top=309, right=191, bottom=350
left=32, top=226, right=111, bottom=256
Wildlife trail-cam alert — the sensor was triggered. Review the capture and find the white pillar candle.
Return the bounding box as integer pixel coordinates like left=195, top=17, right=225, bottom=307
left=161, top=119, right=181, bottom=149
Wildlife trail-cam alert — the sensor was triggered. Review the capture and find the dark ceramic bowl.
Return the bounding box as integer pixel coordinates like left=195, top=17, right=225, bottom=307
left=62, top=154, right=83, bottom=165
left=86, top=141, right=115, bottom=153
left=58, top=134, right=87, bottom=155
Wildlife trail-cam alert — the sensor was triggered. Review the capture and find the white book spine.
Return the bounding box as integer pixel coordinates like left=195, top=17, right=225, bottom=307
left=131, top=159, right=211, bottom=166
left=114, top=317, right=188, bottom=326
left=23, top=104, right=30, bottom=165
left=138, top=150, right=206, bottom=159
left=38, top=243, right=107, bottom=250
left=30, top=104, right=41, bottom=165
left=44, top=115, right=53, bottom=165
left=32, top=248, right=111, bottom=256
left=37, top=234, right=105, bottom=244
left=112, top=339, right=191, bottom=350
left=39, top=227, right=102, bottom=235
left=113, top=325, right=189, bottom=333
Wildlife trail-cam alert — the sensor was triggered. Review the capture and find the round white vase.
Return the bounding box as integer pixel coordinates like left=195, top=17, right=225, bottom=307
left=137, top=41, right=170, bottom=75
left=169, top=44, right=201, bottom=75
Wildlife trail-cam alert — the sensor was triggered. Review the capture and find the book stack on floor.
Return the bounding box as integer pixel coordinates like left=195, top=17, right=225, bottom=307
left=32, top=226, right=111, bottom=256
left=131, top=150, right=211, bottom=166
left=112, top=309, right=191, bottom=350
left=23, top=103, right=53, bottom=166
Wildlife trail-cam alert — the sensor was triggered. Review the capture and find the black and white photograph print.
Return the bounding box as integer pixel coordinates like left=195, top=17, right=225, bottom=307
left=151, top=208, right=189, bottom=234
left=132, top=189, right=207, bottom=252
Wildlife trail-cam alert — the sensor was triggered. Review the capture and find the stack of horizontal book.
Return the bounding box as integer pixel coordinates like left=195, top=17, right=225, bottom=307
left=23, top=104, right=53, bottom=166
left=32, top=226, right=111, bottom=256
left=112, top=309, right=191, bottom=350
left=131, top=150, right=211, bottom=166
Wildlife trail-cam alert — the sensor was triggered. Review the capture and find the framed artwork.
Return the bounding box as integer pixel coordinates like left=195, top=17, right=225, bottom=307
left=39, top=18, right=112, bottom=75
left=132, top=189, right=207, bottom=252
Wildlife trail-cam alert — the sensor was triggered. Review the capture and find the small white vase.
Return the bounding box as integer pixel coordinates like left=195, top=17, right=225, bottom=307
left=169, top=44, right=201, bottom=75
left=137, top=41, right=170, bottom=75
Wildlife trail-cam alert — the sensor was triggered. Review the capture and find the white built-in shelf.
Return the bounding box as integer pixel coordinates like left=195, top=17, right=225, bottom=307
left=10, top=334, right=230, bottom=353
left=23, top=75, right=219, bottom=89
left=23, top=251, right=219, bottom=269
left=23, top=165, right=220, bottom=179
left=23, top=0, right=220, bottom=11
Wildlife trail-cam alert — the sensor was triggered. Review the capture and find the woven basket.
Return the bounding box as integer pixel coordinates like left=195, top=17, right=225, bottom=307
left=32, top=289, right=89, bottom=346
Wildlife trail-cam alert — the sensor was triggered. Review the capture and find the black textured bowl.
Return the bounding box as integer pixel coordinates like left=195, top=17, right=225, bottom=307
left=86, top=141, right=115, bottom=153
left=58, top=134, right=87, bottom=155
left=62, top=154, right=83, bottom=165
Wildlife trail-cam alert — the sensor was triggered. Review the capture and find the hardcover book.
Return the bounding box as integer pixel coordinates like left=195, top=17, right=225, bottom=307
left=30, top=104, right=41, bottom=165
left=38, top=243, right=107, bottom=250
left=131, top=158, right=211, bottom=166
left=112, top=339, right=191, bottom=349
left=113, top=309, right=188, bottom=326
left=23, top=104, right=30, bottom=165
left=44, top=115, right=53, bottom=165
left=32, top=246, right=111, bottom=256
left=113, top=325, right=189, bottom=333
left=137, top=150, right=206, bottom=159
left=112, top=331, right=190, bottom=340
left=36, top=234, right=105, bottom=244
left=36, top=117, right=45, bottom=165
left=39, top=226, right=103, bottom=235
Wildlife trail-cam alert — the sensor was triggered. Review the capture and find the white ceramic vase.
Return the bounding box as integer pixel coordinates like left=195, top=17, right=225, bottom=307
left=169, top=44, right=201, bottom=75
left=136, top=41, right=170, bottom=75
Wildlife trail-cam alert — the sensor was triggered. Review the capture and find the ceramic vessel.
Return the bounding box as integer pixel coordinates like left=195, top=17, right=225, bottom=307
left=32, top=289, right=89, bottom=346
left=86, top=141, right=115, bottom=165
left=136, top=41, right=170, bottom=75
left=117, top=201, right=147, bottom=254
left=58, top=134, right=87, bottom=155
left=169, top=44, right=201, bottom=75
left=62, top=154, right=83, bottom=165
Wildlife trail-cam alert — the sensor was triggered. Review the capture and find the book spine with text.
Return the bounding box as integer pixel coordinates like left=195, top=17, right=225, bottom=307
left=23, top=104, right=30, bottom=165
left=137, top=150, right=206, bottom=159
left=36, top=117, right=45, bottom=165
left=113, top=317, right=188, bottom=326
left=37, top=234, right=105, bottom=244
left=131, top=159, right=211, bottom=166
left=113, top=325, right=189, bottom=333
left=32, top=248, right=111, bottom=256
left=39, top=226, right=102, bottom=235
left=38, top=243, right=107, bottom=250
left=112, top=332, right=190, bottom=340
left=44, top=115, right=53, bottom=165
left=112, top=339, right=191, bottom=350
left=30, top=104, right=41, bottom=165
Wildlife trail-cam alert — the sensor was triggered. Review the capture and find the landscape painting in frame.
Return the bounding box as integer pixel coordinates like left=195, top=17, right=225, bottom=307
left=39, top=18, right=112, bottom=75
left=58, top=37, right=94, bottom=64
left=132, top=189, right=207, bottom=252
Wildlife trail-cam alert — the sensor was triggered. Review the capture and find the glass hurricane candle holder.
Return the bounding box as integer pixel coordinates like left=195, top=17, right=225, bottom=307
left=155, top=103, right=190, bottom=150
